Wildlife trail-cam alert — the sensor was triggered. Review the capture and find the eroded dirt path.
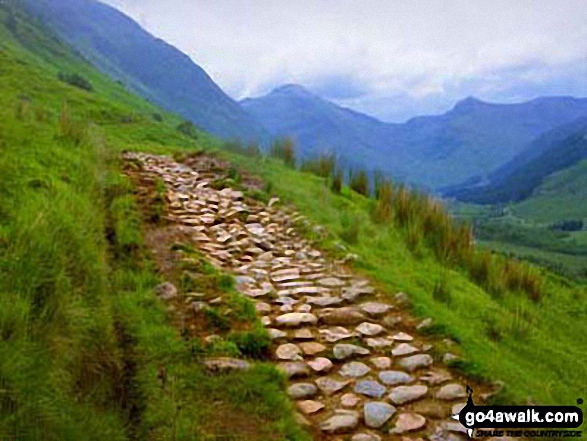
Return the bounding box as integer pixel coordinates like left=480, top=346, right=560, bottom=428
left=123, top=151, right=504, bottom=441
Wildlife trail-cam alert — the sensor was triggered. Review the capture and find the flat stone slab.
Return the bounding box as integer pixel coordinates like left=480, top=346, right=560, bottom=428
left=320, top=307, right=366, bottom=325
left=340, top=361, right=371, bottom=378
left=388, top=385, right=428, bottom=405
left=390, top=412, right=427, bottom=433
left=318, top=277, right=346, bottom=287
left=354, top=380, right=387, bottom=398
left=320, top=326, right=354, bottom=342
left=356, top=322, right=384, bottom=336
left=307, top=296, right=343, bottom=307
left=364, top=401, right=396, bottom=428
left=365, top=337, right=394, bottom=348
left=278, top=362, right=310, bottom=378
left=297, top=400, right=325, bottom=415
left=320, top=410, right=360, bottom=434
left=398, top=354, right=433, bottom=372
left=436, top=383, right=467, bottom=400
left=288, top=382, right=318, bottom=399
left=359, top=302, right=392, bottom=316
left=379, top=370, right=414, bottom=386
left=370, top=357, right=392, bottom=370
left=276, top=343, right=303, bottom=361
left=340, top=393, right=361, bottom=407
left=391, top=343, right=419, bottom=356
left=204, top=357, right=251, bottom=373
left=299, top=342, right=327, bottom=355
left=391, top=332, right=414, bottom=342
left=333, top=344, right=371, bottom=360
left=307, top=357, right=333, bottom=373
left=275, top=312, right=318, bottom=327
left=315, top=377, right=351, bottom=395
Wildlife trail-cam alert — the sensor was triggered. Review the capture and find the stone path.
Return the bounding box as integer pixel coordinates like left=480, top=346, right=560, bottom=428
left=123, top=152, right=504, bottom=441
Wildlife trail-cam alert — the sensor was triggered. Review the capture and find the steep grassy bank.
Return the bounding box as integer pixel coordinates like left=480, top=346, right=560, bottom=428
left=0, top=7, right=305, bottom=440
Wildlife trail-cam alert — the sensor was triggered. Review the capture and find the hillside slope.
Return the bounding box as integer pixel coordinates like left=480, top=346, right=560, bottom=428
left=24, top=0, right=268, bottom=141
left=446, top=115, right=587, bottom=204
left=243, top=86, right=587, bottom=188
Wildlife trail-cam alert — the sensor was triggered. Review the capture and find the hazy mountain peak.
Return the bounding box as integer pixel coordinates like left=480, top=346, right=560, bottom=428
left=270, top=83, right=316, bottom=98
left=452, top=96, right=486, bottom=112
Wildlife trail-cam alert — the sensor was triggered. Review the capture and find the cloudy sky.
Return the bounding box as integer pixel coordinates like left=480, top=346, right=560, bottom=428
left=102, top=0, right=587, bottom=122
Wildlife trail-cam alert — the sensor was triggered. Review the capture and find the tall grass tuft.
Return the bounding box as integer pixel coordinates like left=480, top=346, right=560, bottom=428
left=349, top=169, right=369, bottom=196
left=269, top=137, right=296, bottom=168
left=373, top=180, right=393, bottom=223
left=301, top=152, right=336, bottom=178
left=331, top=168, right=343, bottom=194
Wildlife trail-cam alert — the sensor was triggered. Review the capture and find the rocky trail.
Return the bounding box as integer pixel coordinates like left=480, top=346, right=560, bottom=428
left=123, top=152, right=506, bottom=441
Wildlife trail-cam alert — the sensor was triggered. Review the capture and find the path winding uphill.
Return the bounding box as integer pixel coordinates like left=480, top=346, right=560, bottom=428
left=123, top=152, right=507, bottom=441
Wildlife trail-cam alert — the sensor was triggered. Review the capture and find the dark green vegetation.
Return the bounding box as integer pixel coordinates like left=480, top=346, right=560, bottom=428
left=221, top=140, right=587, bottom=416
left=25, top=0, right=267, bottom=141
left=0, top=7, right=306, bottom=440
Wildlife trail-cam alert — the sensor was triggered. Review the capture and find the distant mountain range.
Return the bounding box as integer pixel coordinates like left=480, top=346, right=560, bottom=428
left=444, top=115, right=587, bottom=204
left=243, top=86, right=587, bottom=189
left=25, top=0, right=267, bottom=141
left=24, top=0, right=587, bottom=191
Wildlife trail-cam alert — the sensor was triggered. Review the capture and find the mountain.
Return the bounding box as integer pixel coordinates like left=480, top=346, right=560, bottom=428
left=24, top=0, right=267, bottom=141
left=241, top=84, right=393, bottom=172
left=243, top=87, right=587, bottom=188
left=445, top=115, right=587, bottom=204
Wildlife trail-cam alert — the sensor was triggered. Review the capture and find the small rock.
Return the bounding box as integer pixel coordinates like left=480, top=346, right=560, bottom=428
left=320, top=410, right=360, bottom=434
left=320, top=307, right=367, bottom=325
left=398, top=354, right=433, bottom=372
left=388, top=385, right=428, bottom=405
left=340, top=361, right=371, bottom=378
left=299, top=342, right=327, bottom=355
left=356, top=322, right=384, bottom=336
left=234, top=276, right=256, bottom=286
left=275, top=312, right=318, bottom=327
left=419, top=370, right=452, bottom=385
left=297, top=400, right=324, bottom=414
left=268, top=328, right=287, bottom=340
left=391, top=332, right=414, bottom=341
left=370, top=357, right=392, bottom=370
left=315, top=377, right=351, bottom=395
left=365, top=337, right=394, bottom=348
left=411, top=400, right=447, bottom=419
left=293, top=328, right=314, bottom=340
left=391, top=413, right=426, bottom=433
left=333, top=344, right=370, bottom=360
left=261, top=316, right=271, bottom=326
left=443, top=353, right=459, bottom=364
left=320, top=326, right=354, bottom=342
left=318, top=277, right=346, bottom=287
left=307, top=357, right=333, bottom=373
left=364, top=401, right=396, bottom=428
left=452, top=402, right=467, bottom=415
left=352, top=433, right=381, bottom=441
left=255, top=302, right=271, bottom=314
left=354, top=380, right=387, bottom=398
left=394, top=292, right=409, bottom=304
left=155, top=282, right=178, bottom=300
left=204, top=357, right=251, bottom=373
left=288, top=383, right=318, bottom=399
left=392, top=343, right=419, bottom=357
left=340, top=393, right=361, bottom=407
left=436, top=383, right=467, bottom=400
left=416, top=318, right=433, bottom=331
left=278, top=362, right=310, bottom=378
left=276, top=343, right=303, bottom=361
left=382, top=315, right=402, bottom=328
left=360, top=302, right=392, bottom=316
left=307, top=296, right=343, bottom=307
left=379, top=371, right=414, bottom=386
left=297, top=304, right=312, bottom=313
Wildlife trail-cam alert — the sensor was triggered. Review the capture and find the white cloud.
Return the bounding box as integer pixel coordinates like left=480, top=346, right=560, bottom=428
left=100, top=0, right=587, bottom=121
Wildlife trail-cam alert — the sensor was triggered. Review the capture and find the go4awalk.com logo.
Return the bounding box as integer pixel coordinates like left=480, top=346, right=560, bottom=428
left=453, top=387, right=584, bottom=438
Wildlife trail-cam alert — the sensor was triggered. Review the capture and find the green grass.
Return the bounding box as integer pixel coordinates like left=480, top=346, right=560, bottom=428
left=0, top=7, right=307, bottom=440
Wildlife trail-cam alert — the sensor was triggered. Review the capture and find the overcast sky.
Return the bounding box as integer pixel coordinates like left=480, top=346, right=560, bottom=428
left=102, top=0, right=587, bottom=122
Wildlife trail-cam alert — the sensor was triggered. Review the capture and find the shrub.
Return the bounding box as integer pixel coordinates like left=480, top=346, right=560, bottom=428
left=57, top=72, right=93, bottom=91
left=176, top=120, right=199, bottom=139
left=301, top=152, right=336, bottom=178
left=57, top=102, right=87, bottom=145
left=228, top=326, right=270, bottom=359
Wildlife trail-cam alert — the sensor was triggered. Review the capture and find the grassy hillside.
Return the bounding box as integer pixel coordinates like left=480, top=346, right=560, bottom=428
left=0, top=6, right=305, bottom=440
left=2, top=3, right=586, bottom=439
